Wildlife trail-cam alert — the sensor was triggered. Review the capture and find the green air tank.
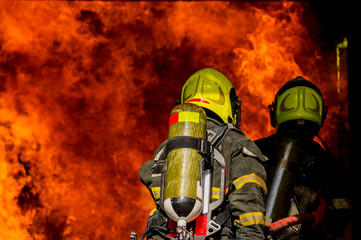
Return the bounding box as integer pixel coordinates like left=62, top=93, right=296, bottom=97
left=163, top=103, right=207, bottom=227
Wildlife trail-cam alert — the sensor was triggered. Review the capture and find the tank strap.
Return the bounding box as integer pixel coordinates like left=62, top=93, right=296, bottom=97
left=165, top=136, right=211, bottom=160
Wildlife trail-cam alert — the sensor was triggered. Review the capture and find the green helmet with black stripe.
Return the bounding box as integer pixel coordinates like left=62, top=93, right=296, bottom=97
left=269, top=76, right=328, bottom=131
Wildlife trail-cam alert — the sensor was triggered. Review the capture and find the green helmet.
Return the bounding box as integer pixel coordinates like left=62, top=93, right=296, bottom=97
left=269, top=76, right=328, bottom=130
left=181, top=68, right=241, bottom=127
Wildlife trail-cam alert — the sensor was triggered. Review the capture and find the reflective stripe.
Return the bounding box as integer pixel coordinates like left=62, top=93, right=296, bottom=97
left=235, top=212, right=265, bottom=226
left=186, top=98, right=210, bottom=104
left=169, top=112, right=200, bottom=127
left=329, top=198, right=352, bottom=210
left=150, top=208, right=157, bottom=216
left=151, top=187, right=160, bottom=200
left=211, top=187, right=220, bottom=200
left=232, top=173, right=267, bottom=192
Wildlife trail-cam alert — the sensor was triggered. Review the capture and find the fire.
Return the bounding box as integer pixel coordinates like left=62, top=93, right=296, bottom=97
left=0, top=1, right=349, bottom=240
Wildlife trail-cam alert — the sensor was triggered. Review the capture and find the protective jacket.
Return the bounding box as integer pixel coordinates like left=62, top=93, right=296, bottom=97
left=139, top=118, right=268, bottom=240
left=255, top=134, right=352, bottom=239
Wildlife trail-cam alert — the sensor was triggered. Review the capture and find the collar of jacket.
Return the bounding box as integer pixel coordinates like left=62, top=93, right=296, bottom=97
left=206, top=117, right=224, bottom=127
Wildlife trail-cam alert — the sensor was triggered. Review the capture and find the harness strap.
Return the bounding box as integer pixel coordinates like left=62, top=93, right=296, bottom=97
left=140, top=210, right=169, bottom=240
left=209, top=203, right=232, bottom=231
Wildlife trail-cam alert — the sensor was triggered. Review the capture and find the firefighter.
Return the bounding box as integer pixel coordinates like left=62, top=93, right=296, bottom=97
left=255, top=76, right=352, bottom=239
left=139, top=68, right=268, bottom=240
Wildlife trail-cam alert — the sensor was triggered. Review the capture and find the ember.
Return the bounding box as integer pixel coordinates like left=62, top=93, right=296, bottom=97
left=0, top=1, right=349, bottom=240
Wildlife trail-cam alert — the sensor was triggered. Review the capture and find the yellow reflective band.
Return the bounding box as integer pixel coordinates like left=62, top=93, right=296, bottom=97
left=235, top=212, right=265, bottom=226
left=151, top=187, right=160, bottom=200
left=233, top=173, right=267, bottom=192
left=179, top=112, right=199, bottom=124
left=211, top=187, right=220, bottom=200
left=329, top=198, right=352, bottom=210
left=149, top=208, right=157, bottom=216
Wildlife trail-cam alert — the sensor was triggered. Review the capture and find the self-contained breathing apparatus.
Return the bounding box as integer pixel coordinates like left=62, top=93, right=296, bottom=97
left=138, top=103, right=240, bottom=240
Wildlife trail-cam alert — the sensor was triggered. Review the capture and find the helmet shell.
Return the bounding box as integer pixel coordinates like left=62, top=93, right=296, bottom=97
left=181, top=68, right=239, bottom=126
left=273, top=76, right=326, bottom=128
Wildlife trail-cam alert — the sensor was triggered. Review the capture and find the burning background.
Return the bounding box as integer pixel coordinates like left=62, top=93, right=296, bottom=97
left=0, top=1, right=352, bottom=240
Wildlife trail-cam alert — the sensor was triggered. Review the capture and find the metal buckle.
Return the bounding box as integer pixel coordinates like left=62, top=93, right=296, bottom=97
left=208, top=220, right=221, bottom=232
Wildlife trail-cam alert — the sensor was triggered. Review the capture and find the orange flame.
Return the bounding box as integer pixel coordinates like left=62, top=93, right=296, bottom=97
left=0, top=2, right=349, bottom=240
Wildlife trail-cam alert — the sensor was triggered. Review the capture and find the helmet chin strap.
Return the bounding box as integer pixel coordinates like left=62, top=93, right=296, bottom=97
left=230, top=91, right=241, bottom=127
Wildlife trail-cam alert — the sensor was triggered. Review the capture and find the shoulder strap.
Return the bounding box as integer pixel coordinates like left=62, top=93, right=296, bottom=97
left=207, top=124, right=235, bottom=149
left=208, top=202, right=232, bottom=232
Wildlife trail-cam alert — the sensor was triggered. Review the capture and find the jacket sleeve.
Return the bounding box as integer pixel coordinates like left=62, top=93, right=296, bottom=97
left=227, top=139, right=268, bottom=240
left=138, top=140, right=168, bottom=206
